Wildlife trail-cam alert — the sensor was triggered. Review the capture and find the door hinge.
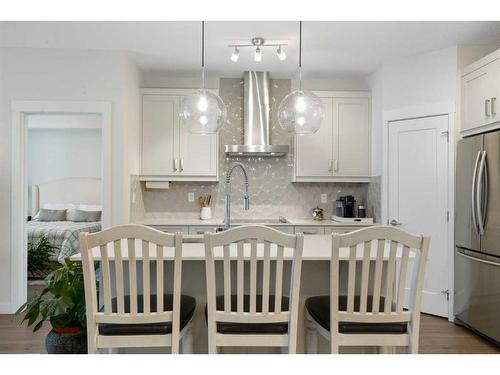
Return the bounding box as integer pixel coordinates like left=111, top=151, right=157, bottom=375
left=441, top=289, right=450, bottom=301
left=447, top=211, right=449, bottom=222
left=441, top=130, right=449, bottom=142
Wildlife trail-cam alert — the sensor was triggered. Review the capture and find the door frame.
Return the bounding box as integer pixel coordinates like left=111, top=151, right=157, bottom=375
left=9, top=100, right=112, bottom=313
left=382, top=101, right=455, bottom=320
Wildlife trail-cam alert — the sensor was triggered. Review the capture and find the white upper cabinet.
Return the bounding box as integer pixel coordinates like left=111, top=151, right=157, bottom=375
left=142, top=94, right=178, bottom=175
left=294, top=92, right=370, bottom=182
left=140, top=89, right=218, bottom=181
left=335, top=97, right=370, bottom=177
left=295, top=97, right=334, bottom=177
left=461, top=49, right=500, bottom=136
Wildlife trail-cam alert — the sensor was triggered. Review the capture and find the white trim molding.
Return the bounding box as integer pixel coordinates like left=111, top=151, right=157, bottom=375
left=382, top=100, right=455, bottom=321
left=8, top=100, right=112, bottom=314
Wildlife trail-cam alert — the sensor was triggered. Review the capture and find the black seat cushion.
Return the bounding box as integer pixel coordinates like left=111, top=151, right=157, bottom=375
left=98, top=294, right=196, bottom=336
left=305, top=295, right=407, bottom=334
left=204, top=294, right=290, bottom=334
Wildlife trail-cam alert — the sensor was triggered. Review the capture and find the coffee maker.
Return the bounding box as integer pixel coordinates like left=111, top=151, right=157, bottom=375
left=335, top=195, right=356, bottom=218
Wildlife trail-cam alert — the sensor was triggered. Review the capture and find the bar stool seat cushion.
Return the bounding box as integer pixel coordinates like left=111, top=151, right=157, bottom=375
left=305, top=295, right=407, bottom=333
left=205, top=294, right=290, bottom=334
left=99, top=294, right=196, bottom=336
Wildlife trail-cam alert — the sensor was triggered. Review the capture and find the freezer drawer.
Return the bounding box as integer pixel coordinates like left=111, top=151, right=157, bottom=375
left=454, top=247, right=500, bottom=344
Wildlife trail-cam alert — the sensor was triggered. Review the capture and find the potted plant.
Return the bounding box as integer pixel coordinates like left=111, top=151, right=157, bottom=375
left=27, top=236, right=58, bottom=278
left=16, top=259, right=93, bottom=354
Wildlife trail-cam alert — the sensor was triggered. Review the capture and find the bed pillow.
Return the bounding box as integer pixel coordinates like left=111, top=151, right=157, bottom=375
left=77, top=204, right=103, bottom=212
left=37, top=208, right=67, bottom=221
left=66, top=209, right=101, bottom=222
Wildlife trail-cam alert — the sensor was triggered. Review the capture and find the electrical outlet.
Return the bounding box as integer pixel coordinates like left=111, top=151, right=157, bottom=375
left=321, top=194, right=328, bottom=204
left=188, top=192, right=195, bottom=202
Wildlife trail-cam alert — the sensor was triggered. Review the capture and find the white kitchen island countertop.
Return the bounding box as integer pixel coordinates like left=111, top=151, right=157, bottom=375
left=70, top=234, right=409, bottom=262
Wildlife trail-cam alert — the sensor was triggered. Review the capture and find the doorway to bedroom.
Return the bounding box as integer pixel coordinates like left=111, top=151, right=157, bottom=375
left=25, top=113, right=104, bottom=298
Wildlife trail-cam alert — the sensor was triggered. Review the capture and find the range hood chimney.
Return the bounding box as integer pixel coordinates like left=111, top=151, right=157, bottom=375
left=225, top=71, right=289, bottom=157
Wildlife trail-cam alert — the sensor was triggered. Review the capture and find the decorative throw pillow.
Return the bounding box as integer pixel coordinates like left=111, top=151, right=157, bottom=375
left=37, top=208, right=67, bottom=221
left=66, top=209, right=101, bottom=222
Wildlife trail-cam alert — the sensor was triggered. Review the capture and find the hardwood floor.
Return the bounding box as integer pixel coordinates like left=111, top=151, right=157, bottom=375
left=0, top=312, right=498, bottom=354
left=419, top=314, right=499, bottom=354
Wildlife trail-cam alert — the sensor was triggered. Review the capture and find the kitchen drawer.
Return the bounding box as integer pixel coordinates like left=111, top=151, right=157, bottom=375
left=325, top=226, right=366, bottom=234
left=188, top=226, right=221, bottom=235
left=294, top=226, right=325, bottom=235
left=150, top=225, right=189, bottom=234
left=268, top=226, right=294, bottom=234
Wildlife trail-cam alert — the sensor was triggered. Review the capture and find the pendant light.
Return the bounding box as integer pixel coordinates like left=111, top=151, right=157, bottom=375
left=278, top=21, right=324, bottom=135
left=180, top=21, right=227, bottom=134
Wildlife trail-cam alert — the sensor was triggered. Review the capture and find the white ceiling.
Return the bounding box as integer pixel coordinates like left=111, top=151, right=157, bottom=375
left=1, top=21, right=499, bottom=78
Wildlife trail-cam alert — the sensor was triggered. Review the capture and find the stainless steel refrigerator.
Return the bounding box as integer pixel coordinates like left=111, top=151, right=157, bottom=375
left=455, top=130, right=500, bottom=345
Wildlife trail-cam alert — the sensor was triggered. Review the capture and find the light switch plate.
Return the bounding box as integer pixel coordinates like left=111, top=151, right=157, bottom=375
left=321, top=194, right=327, bottom=204
left=188, top=192, right=195, bottom=202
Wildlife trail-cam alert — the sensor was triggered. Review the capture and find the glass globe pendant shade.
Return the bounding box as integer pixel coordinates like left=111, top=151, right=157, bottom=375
left=278, top=90, right=325, bottom=135
left=180, top=89, right=227, bottom=134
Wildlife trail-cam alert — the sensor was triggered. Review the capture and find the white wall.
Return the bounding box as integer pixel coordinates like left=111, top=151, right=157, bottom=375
left=28, top=126, right=102, bottom=186
left=368, top=47, right=460, bottom=177
left=27, top=122, right=102, bottom=214
left=369, top=44, right=500, bottom=177
left=0, top=48, right=141, bottom=311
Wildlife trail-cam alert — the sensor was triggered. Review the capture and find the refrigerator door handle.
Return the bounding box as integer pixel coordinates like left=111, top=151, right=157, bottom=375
left=471, top=151, right=481, bottom=234
left=457, top=250, right=500, bottom=268
left=477, top=151, right=488, bottom=235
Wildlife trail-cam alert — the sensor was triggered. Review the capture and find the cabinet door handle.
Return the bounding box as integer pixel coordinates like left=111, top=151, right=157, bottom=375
left=173, top=159, right=178, bottom=171
left=328, top=159, right=333, bottom=172
left=180, top=158, right=184, bottom=172
left=485, top=99, right=490, bottom=117
left=334, top=159, right=339, bottom=172
left=492, top=97, right=497, bottom=116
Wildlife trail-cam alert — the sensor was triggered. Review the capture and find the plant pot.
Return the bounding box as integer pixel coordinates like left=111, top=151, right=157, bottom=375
left=45, top=327, right=87, bottom=354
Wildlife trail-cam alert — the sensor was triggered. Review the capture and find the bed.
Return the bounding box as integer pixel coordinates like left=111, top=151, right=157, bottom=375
left=27, top=177, right=102, bottom=264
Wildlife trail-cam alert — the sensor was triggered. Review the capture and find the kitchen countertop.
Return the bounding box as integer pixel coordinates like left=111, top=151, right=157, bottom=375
left=133, top=217, right=376, bottom=227
left=71, top=235, right=404, bottom=262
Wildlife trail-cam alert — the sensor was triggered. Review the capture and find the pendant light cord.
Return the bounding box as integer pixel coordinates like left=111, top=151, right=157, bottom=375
left=201, top=20, right=205, bottom=90
left=298, top=21, right=302, bottom=91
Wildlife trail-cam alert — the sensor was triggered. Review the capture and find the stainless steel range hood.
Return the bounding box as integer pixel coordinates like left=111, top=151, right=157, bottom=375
left=224, top=71, right=289, bottom=157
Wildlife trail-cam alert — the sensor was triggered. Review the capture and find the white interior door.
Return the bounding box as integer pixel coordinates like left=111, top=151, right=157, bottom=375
left=388, top=115, right=449, bottom=317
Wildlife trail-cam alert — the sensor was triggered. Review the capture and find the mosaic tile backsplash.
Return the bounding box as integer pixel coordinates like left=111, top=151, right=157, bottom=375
left=132, top=78, right=379, bottom=222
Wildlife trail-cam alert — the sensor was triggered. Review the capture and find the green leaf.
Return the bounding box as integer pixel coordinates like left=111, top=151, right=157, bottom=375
left=33, top=320, right=44, bottom=332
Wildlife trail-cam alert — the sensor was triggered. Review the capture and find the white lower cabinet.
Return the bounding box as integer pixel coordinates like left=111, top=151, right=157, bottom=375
left=148, top=224, right=370, bottom=236
left=268, top=226, right=295, bottom=234
left=294, top=91, right=370, bottom=182
left=294, top=226, right=325, bottom=235
left=152, top=225, right=189, bottom=234
left=325, top=226, right=361, bottom=235
left=188, top=226, right=220, bottom=235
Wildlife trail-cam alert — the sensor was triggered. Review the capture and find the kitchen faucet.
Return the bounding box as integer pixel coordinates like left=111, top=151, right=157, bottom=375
left=223, top=162, right=250, bottom=230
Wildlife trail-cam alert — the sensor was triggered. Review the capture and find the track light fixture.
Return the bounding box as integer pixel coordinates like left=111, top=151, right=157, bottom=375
left=254, top=46, right=262, bottom=62
left=276, top=45, right=286, bottom=61
left=228, top=37, right=287, bottom=62
left=230, top=47, right=240, bottom=62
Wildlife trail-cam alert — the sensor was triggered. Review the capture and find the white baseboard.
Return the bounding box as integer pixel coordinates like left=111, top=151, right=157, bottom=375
left=0, top=302, right=13, bottom=314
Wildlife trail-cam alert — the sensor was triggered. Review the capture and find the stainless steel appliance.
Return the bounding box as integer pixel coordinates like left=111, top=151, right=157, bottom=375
left=336, top=195, right=356, bottom=218
left=224, top=71, right=289, bottom=157
left=455, top=130, right=500, bottom=345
